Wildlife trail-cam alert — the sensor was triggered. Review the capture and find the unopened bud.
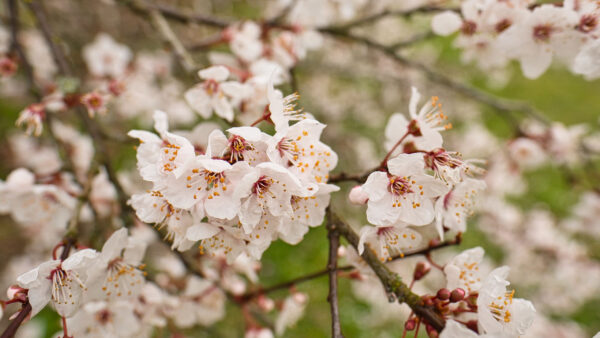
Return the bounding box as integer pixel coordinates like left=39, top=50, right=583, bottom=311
left=6, top=285, right=26, bottom=301
left=436, top=288, right=451, bottom=300
left=413, top=261, right=431, bottom=281
left=348, top=185, right=369, bottom=205
left=404, top=319, right=416, bottom=331
left=450, top=288, right=466, bottom=302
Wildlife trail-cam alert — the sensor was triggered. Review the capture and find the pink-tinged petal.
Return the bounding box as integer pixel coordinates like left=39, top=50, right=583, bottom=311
left=387, top=153, right=425, bottom=177
left=227, top=126, right=265, bottom=142
left=408, top=86, right=421, bottom=118
left=101, top=228, right=128, bottom=261
left=385, top=113, right=410, bottom=151
left=278, top=221, right=309, bottom=245
left=153, top=110, right=169, bottom=136
left=207, top=129, right=229, bottom=158
left=398, top=197, right=435, bottom=225
left=362, top=171, right=389, bottom=202
left=27, top=283, right=52, bottom=317
left=366, top=194, right=399, bottom=226
left=198, top=65, right=229, bottom=81
left=520, top=48, right=553, bottom=79
left=62, top=249, right=98, bottom=271
left=431, top=11, right=462, bottom=36
left=185, top=86, right=213, bottom=118
left=186, top=223, right=221, bottom=241
left=17, top=260, right=59, bottom=289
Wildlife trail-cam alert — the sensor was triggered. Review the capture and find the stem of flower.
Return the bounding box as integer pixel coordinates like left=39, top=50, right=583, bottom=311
left=380, top=130, right=410, bottom=169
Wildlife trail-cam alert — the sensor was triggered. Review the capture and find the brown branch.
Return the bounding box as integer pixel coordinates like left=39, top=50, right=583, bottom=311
left=146, top=6, right=197, bottom=73
left=0, top=302, right=31, bottom=338
left=326, top=208, right=344, bottom=338
left=319, top=28, right=550, bottom=125
left=118, top=0, right=228, bottom=28
left=328, top=167, right=376, bottom=184
left=323, top=6, right=459, bottom=31
left=330, top=211, right=446, bottom=332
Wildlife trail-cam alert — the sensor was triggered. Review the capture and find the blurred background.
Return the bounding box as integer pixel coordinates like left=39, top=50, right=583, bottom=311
left=1, top=0, right=599, bottom=337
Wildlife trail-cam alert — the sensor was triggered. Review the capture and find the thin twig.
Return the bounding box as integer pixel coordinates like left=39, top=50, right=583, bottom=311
left=118, top=0, right=228, bottom=28
left=148, top=8, right=196, bottom=72
left=326, top=208, right=344, bottom=338
left=0, top=302, right=31, bottom=338
left=323, top=6, right=458, bottom=31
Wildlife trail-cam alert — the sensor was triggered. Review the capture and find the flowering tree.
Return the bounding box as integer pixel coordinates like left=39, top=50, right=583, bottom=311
left=0, top=0, right=599, bottom=337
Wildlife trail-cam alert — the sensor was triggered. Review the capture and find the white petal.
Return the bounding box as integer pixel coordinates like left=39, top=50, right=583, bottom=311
left=431, top=11, right=462, bottom=36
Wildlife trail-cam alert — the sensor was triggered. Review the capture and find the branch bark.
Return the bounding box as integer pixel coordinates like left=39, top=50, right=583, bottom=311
left=330, top=212, right=446, bottom=332
left=326, top=208, right=344, bottom=338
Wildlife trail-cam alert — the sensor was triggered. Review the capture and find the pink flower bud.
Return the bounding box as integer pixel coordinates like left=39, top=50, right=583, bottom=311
left=436, top=288, right=451, bottom=300
left=348, top=185, right=368, bottom=205
left=413, top=261, right=431, bottom=281
left=404, top=319, right=416, bottom=331
left=450, top=288, right=466, bottom=302
left=257, top=295, right=275, bottom=312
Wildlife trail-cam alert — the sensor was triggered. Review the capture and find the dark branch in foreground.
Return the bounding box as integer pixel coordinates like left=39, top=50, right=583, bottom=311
left=331, top=212, right=446, bottom=332
left=326, top=208, right=344, bottom=338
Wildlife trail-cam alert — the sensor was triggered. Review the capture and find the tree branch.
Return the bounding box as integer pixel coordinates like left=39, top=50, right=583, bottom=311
left=326, top=208, right=344, bottom=338
left=147, top=6, right=197, bottom=73
left=0, top=302, right=31, bottom=338
left=331, top=211, right=446, bottom=332
left=118, top=0, right=228, bottom=28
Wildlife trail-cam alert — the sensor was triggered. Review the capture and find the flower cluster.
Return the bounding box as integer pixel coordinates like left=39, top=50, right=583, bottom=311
left=129, top=74, right=338, bottom=263
left=352, top=87, right=486, bottom=261
left=432, top=0, right=600, bottom=79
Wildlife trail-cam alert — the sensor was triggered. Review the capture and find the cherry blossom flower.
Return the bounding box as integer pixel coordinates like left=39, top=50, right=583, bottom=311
left=87, top=228, right=146, bottom=302
left=66, top=300, right=142, bottom=338
left=385, top=87, right=451, bottom=153
left=80, top=91, right=108, bottom=117
left=477, top=267, right=536, bottom=336
left=82, top=33, right=132, bottom=78
left=184, top=66, right=247, bottom=122
left=444, top=246, right=486, bottom=293
left=15, top=103, right=45, bottom=136
left=267, top=82, right=308, bottom=133
left=207, top=126, right=270, bottom=166
left=573, top=38, right=600, bottom=80
left=128, top=110, right=196, bottom=182
left=275, top=292, right=308, bottom=336
left=357, top=223, right=423, bottom=262
left=266, top=118, right=338, bottom=183
left=278, top=183, right=339, bottom=244
left=236, top=162, right=316, bottom=234
left=186, top=219, right=247, bottom=263
left=435, top=178, right=486, bottom=239
left=227, top=21, right=264, bottom=63
left=498, top=5, right=582, bottom=79
left=16, top=249, right=99, bottom=317
left=362, top=153, right=448, bottom=226
left=170, top=276, right=226, bottom=328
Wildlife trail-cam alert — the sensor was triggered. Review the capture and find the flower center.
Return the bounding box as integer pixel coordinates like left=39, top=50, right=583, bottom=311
left=578, top=15, right=598, bottom=33
left=226, top=135, right=254, bottom=163
left=533, top=24, right=553, bottom=42
left=488, top=289, right=515, bottom=323
left=461, top=21, right=477, bottom=35
left=388, top=176, right=413, bottom=196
